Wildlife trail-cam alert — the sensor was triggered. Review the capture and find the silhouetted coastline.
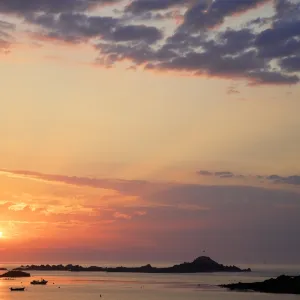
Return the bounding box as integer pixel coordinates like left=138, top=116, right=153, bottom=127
left=220, top=275, right=300, bottom=295
left=0, top=270, right=30, bottom=278
left=13, top=256, right=251, bottom=273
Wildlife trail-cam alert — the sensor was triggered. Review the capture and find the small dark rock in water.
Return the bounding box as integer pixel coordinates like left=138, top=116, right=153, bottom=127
left=220, top=275, right=300, bottom=295
left=0, top=271, right=31, bottom=278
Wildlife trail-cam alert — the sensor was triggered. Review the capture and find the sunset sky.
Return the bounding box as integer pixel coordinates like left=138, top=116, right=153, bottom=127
left=0, top=0, right=300, bottom=264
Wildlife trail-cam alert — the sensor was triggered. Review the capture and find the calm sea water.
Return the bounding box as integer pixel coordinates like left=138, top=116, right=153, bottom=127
left=1, top=263, right=300, bottom=300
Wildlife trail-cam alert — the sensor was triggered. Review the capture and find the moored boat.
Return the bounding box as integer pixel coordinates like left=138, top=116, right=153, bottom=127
left=31, top=279, right=48, bottom=285
left=10, top=287, right=25, bottom=291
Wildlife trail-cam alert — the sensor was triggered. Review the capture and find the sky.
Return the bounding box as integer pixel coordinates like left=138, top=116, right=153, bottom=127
left=0, top=0, right=300, bottom=265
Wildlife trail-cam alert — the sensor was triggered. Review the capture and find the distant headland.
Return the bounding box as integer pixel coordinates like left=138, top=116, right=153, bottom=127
left=220, top=275, right=300, bottom=295
left=13, top=256, right=251, bottom=273
left=0, top=270, right=30, bottom=278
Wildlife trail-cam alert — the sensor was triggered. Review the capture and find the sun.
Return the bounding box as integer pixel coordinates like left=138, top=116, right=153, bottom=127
left=0, top=232, right=3, bottom=238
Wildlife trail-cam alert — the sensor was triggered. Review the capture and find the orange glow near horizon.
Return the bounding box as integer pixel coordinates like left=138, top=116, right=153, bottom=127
left=0, top=1, right=300, bottom=264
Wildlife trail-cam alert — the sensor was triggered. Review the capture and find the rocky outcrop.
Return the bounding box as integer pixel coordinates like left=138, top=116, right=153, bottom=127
left=103, top=256, right=251, bottom=273
left=15, top=256, right=250, bottom=273
left=0, top=270, right=31, bottom=278
left=220, top=275, right=300, bottom=295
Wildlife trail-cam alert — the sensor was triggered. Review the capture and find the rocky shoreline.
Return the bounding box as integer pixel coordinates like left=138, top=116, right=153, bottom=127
left=220, top=275, right=300, bottom=295
left=14, top=256, right=251, bottom=274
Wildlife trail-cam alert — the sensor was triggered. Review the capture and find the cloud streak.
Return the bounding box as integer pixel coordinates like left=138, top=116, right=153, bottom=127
left=125, top=0, right=188, bottom=14
left=198, top=170, right=300, bottom=186
left=0, top=169, right=172, bottom=197
left=0, top=0, right=121, bottom=14
left=0, top=20, right=15, bottom=53
left=1, top=168, right=300, bottom=263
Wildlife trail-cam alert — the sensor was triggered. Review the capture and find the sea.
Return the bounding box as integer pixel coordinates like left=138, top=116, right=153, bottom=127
left=1, top=262, right=300, bottom=300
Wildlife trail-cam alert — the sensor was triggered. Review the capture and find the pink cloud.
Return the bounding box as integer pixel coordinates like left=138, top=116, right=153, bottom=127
left=113, top=212, right=132, bottom=220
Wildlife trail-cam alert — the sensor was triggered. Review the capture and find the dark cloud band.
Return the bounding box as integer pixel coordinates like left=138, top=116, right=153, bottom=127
left=198, top=170, right=300, bottom=186
left=1, top=0, right=300, bottom=85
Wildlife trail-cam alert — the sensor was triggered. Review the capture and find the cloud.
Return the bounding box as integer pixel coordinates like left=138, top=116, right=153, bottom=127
left=110, top=24, right=162, bottom=43
left=267, top=175, right=300, bottom=185
left=280, top=56, right=300, bottom=72
left=227, top=85, right=240, bottom=95
left=0, top=169, right=170, bottom=197
left=125, top=0, right=187, bottom=14
left=1, top=168, right=300, bottom=263
left=198, top=170, right=213, bottom=176
left=197, top=169, right=300, bottom=186
left=122, top=10, right=183, bottom=22
left=0, top=20, right=15, bottom=30
left=0, top=39, right=11, bottom=53
left=0, top=20, right=15, bottom=53
left=134, top=211, right=147, bottom=216
left=1, top=0, right=299, bottom=85
left=198, top=170, right=237, bottom=178
left=247, top=17, right=272, bottom=27
left=255, top=20, right=300, bottom=57
left=98, top=20, right=300, bottom=85
left=97, top=0, right=300, bottom=85
left=113, top=211, right=132, bottom=220
left=30, top=13, right=119, bottom=43
left=143, top=183, right=300, bottom=263
left=28, top=12, right=163, bottom=44
left=248, top=71, right=299, bottom=85
left=181, top=0, right=269, bottom=32
left=214, top=171, right=235, bottom=178
left=0, top=0, right=121, bottom=14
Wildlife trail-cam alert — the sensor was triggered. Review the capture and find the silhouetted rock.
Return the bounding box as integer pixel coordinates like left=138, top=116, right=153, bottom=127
left=0, top=270, right=30, bottom=278
left=14, top=256, right=250, bottom=274
left=0, top=268, right=7, bottom=271
left=220, top=275, right=300, bottom=295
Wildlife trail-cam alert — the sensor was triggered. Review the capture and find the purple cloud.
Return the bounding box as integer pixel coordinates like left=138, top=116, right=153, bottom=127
left=1, top=0, right=300, bottom=85
left=125, top=0, right=187, bottom=14
left=1, top=168, right=300, bottom=263
left=197, top=169, right=300, bottom=186
left=0, top=0, right=121, bottom=14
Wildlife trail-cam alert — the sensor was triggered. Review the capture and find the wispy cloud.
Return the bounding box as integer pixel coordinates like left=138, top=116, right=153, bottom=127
left=198, top=169, right=300, bottom=186
left=0, top=20, right=15, bottom=53
left=1, top=167, right=300, bottom=262
left=227, top=84, right=240, bottom=95
left=113, top=211, right=132, bottom=220
left=0, top=168, right=169, bottom=196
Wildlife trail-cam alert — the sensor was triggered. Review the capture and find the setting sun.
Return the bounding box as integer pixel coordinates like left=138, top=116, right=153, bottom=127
left=0, top=232, right=3, bottom=238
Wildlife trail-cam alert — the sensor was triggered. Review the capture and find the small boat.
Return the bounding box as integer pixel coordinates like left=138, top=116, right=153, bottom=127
left=10, top=287, right=25, bottom=291
left=31, top=279, right=48, bottom=285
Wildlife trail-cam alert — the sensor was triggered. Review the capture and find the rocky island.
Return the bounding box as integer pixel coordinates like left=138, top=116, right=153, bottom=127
left=0, top=270, right=31, bottom=278
left=220, top=275, right=300, bottom=295
left=14, top=256, right=251, bottom=273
